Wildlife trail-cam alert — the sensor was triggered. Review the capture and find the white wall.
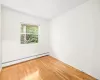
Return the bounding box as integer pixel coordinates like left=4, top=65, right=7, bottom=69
left=50, top=0, right=100, bottom=79
left=0, top=4, right=1, bottom=69
left=92, top=0, right=100, bottom=79
left=1, top=6, right=50, bottom=66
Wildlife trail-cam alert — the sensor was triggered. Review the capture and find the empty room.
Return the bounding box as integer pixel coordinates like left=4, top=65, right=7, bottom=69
left=0, top=0, right=100, bottom=80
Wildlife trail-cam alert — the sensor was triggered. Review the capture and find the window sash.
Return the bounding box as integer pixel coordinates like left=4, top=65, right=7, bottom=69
left=21, top=34, right=38, bottom=44
left=20, top=33, right=34, bottom=34
left=21, top=24, right=38, bottom=44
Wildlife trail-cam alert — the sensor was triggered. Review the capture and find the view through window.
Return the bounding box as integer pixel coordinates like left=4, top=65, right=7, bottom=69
left=21, top=24, right=38, bottom=44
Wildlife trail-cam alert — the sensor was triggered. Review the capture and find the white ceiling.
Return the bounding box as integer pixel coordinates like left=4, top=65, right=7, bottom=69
left=2, top=0, right=88, bottom=20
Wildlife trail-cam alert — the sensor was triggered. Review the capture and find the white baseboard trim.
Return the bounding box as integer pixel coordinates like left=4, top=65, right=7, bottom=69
left=2, top=52, right=49, bottom=67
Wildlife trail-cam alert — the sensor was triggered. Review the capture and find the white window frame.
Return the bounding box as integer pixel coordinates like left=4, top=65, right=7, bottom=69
left=20, top=24, right=39, bottom=44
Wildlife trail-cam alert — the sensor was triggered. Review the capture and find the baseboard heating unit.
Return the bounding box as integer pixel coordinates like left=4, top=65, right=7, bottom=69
left=2, top=52, right=49, bottom=67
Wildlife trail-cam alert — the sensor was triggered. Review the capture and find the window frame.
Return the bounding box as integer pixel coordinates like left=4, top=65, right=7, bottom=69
left=20, top=23, right=39, bottom=44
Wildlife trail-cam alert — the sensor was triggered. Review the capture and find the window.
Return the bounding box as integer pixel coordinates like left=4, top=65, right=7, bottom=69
left=20, top=24, right=38, bottom=44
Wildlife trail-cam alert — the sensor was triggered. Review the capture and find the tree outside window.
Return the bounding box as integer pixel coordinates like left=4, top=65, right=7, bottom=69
left=21, top=24, right=38, bottom=44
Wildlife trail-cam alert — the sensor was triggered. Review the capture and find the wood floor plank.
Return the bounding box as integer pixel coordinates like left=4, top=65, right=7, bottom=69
left=0, top=56, right=96, bottom=80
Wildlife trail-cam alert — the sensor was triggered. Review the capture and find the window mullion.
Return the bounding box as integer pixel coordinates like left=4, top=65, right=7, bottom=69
left=25, top=26, right=26, bottom=43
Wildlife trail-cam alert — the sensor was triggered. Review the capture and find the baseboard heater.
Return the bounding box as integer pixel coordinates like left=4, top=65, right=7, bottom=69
left=2, top=52, right=49, bottom=67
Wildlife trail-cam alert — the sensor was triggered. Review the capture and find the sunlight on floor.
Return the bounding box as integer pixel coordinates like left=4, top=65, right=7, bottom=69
left=22, top=70, right=42, bottom=80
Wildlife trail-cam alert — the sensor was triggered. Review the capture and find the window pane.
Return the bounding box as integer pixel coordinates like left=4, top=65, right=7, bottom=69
left=26, top=25, right=38, bottom=35
left=21, top=34, right=26, bottom=44
left=21, top=25, right=26, bottom=33
left=26, top=34, right=38, bottom=43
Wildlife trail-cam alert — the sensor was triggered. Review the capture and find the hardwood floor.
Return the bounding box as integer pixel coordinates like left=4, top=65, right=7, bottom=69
left=0, top=56, right=96, bottom=80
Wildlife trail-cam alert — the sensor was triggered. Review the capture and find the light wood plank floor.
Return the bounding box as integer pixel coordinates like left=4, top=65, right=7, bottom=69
left=0, top=56, right=96, bottom=80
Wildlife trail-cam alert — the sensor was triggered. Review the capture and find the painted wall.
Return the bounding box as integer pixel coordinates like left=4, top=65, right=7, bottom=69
left=50, top=0, right=100, bottom=79
left=91, top=0, right=100, bottom=79
left=1, top=6, right=50, bottom=66
left=0, top=4, right=1, bottom=69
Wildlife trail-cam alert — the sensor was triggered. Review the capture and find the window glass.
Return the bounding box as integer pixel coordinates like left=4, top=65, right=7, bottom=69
left=21, top=24, right=38, bottom=44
